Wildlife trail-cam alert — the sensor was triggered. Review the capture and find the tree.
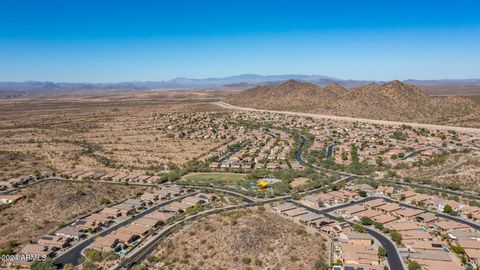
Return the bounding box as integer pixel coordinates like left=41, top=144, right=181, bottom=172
left=331, top=182, right=345, bottom=191
left=350, top=144, right=359, bottom=163
left=290, top=192, right=301, bottom=200
left=31, top=258, right=57, bottom=270
left=357, top=190, right=367, bottom=197
left=146, top=255, right=161, bottom=263
left=391, top=131, right=408, bottom=141
left=132, top=264, right=146, bottom=270
left=84, top=248, right=103, bottom=262
left=0, top=247, right=13, bottom=256
left=378, top=246, right=387, bottom=257
left=315, top=260, right=329, bottom=270
left=407, top=260, right=421, bottom=270
left=443, top=204, right=453, bottom=214
left=82, top=261, right=97, bottom=270
left=100, top=197, right=111, bottom=205
left=450, top=246, right=465, bottom=254
left=389, top=230, right=402, bottom=245
left=353, top=224, right=366, bottom=233
left=241, top=257, right=251, bottom=265
left=374, top=222, right=384, bottom=230
left=360, top=216, right=374, bottom=226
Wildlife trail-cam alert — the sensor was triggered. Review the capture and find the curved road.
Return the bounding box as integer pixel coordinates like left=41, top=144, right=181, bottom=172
left=55, top=185, right=255, bottom=268
left=55, top=193, right=196, bottom=266
left=115, top=203, right=255, bottom=270
left=112, top=189, right=406, bottom=270
left=175, top=183, right=256, bottom=203
left=295, top=134, right=357, bottom=179
left=289, top=198, right=405, bottom=270
left=295, top=132, right=480, bottom=201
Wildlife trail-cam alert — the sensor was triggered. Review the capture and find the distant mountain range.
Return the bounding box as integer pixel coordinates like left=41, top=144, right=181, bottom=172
left=226, top=80, right=480, bottom=127
left=2, top=74, right=480, bottom=94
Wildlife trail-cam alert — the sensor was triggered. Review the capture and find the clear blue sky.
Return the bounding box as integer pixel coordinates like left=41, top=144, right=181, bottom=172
left=1, top=0, right=480, bottom=82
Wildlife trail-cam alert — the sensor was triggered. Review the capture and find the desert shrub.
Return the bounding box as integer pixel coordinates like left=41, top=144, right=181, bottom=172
left=241, top=257, right=251, bottom=264
left=84, top=248, right=103, bottom=262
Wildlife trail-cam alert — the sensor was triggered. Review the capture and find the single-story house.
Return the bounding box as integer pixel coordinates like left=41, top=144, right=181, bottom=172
left=362, top=199, right=387, bottom=209
left=273, top=202, right=297, bottom=213
left=283, top=207, right=309, bottom=218
left=132, top=217, right=163, bottom=229
left=372, top=214, right=397, bottom=224
left=182, top=196, right=206, bottom=206
left=99, top=207, right=123, bottom=218
left=37, top=235, right=70, bottom=249
left=392, top=208, right=425, bottom=219
left=55, top=225, right=85, bottom=240
left=0, top=195, right=23, bottom=204
left=300, top=195, right=320, bottom=209
left=433, top=220, right=471, bottom=232
left=144, top=211, right=174, bottom=223
left=74, top=219, right=103, bottom=232
left=296, top=212, right=324, bottom=223
left=118, top=224, right=150, bottom=237
left=140, top=193, right=159, bottom=204
left=377, top=203, right=402, bottom=213
left=18, top=244, right=53, bottom=259
left=92, top=236, right=122, bottom=252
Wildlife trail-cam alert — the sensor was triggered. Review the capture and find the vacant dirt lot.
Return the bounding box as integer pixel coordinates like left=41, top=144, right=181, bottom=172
left=142, top=207, right=327, bottom=270
left=395, top=151, right=480, bottom=190
left=0, top=180, right=143, bottom=248
left=0, top=93, right=230, bottom=179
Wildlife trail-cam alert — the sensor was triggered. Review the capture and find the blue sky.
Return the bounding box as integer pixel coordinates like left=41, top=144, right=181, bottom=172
left=1, top=0, right=480, bottom=82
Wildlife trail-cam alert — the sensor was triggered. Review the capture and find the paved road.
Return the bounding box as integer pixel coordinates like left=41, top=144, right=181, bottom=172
left=381, top=197, right=480, bottom=231
left=55, top=184, right=256, bottom=268
left=115, top=203, right=255, bottom=270
left=115, top=191, right=400, bottom=270
left=0, top=178, right=47, bottom=195
left=215, top=102, right=480, bottom=134
left=295, top=134, right=357, bottom=179
left=217, top=142, right=245, bottom=162
left=175, top=183, right=256, bottom=203
left=55, top=193, right=195, bottom=266
left=327, top=196, right=480, bottom=231
left=218, top=101, right=480, bottom=199
left=289, top=199, right=405, bottom=270
left=392, top=180, right=480, bottom=201
left=295, top=133, right=480, bottom=202
left=322, top=195, right=480, bottom=270
left=326, top=143, right=335, bottom=159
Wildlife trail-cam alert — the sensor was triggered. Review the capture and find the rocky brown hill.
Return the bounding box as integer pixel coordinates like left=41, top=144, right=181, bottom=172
left=144, top=208, right=327, bottom=270
left=226, top=80, right=480, bottom=127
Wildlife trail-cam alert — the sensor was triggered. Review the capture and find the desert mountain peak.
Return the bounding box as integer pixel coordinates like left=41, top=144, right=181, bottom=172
left=324, top=82, right=349, bottom=94
left=226, top=80, right=477, bottom=123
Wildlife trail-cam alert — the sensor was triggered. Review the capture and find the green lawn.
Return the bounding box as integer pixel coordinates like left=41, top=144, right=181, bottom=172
left=181, top=172, right=250, bottom=187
